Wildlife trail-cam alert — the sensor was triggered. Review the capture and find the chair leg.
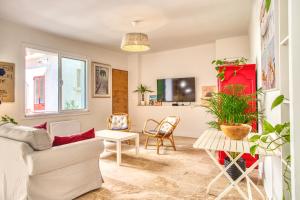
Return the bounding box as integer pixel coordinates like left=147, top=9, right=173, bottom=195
left=145, top=136, right=149, bottom=149
left=169, top=135, right=176, bottom=151
left=156, top=138, right=160, bottom=154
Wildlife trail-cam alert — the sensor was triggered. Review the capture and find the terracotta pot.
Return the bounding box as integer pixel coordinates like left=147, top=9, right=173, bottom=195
left=220, top=124, right=252, bottom=140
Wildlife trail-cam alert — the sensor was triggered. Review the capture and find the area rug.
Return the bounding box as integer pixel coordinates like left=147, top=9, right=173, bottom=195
left=77, top=136, right=264, bottom=200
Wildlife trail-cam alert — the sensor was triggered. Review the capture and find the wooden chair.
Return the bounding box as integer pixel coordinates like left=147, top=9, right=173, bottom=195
left=143, top=116, right=180, bottom=154
left=107, top=113, right=131, bottom=144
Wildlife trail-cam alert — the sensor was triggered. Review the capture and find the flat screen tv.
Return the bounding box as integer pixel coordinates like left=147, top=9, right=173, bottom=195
left=157, top=77, right=196, bottom=102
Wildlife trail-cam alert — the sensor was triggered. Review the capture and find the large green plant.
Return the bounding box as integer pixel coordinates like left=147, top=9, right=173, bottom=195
left=133, top=84, right=153, bottom=101
left=204, top=84, right=262, bottom=130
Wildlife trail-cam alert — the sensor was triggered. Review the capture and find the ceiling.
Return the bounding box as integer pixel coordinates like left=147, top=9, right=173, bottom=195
left=0, top=0, right=252, bottom=53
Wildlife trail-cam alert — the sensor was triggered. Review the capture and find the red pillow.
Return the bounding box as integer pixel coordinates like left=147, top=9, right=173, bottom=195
left=34, top=122, right=47, bottom=130
left=52, top=128, right=95, bottom=147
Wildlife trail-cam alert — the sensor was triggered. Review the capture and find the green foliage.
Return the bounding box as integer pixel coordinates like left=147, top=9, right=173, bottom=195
left=249, top=94, right=291, bottom=198
left=265, top=0, right=272, bottom=12
left=133, top=84, right=154, bottom=101
left=212, top=57, right=248, bottom=81
left=271, top=95, right=284, bottom=110
left=64, top=100, right=79, bottom=110
left=0, top=115, right=17, bottom=125
left=203, top=84, right=262, bottom=129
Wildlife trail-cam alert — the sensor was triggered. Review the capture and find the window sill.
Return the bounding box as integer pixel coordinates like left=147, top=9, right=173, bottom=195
left=23, top=110, right=91, bottom=120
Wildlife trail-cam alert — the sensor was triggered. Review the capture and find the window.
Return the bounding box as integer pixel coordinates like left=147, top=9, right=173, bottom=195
left=61, top=57, right=86, bottom=110
left=25, top=47, right=87, bottom=115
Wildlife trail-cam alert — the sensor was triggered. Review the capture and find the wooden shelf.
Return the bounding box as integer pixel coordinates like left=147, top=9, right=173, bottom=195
left=280, top=36, right=289, bottom=46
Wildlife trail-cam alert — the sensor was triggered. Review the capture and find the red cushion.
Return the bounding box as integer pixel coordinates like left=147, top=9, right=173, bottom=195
left=34, top=122, right=47, bottom=130
left=52, top=128, right=95, bottom=147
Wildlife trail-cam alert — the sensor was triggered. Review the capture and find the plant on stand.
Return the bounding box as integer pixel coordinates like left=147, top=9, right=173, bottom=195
left=202, top=84, right=263, bottom=180
left=133, top=84, right=154, bottom=106
left=249, top=95, right=291, bottom=199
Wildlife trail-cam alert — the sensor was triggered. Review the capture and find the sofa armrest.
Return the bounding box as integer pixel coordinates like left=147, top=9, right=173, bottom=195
left=26, top=138, right=104, bottom=176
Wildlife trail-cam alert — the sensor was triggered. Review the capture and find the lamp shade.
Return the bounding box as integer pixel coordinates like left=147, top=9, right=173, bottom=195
left=121, top=33, right=150, bottom=52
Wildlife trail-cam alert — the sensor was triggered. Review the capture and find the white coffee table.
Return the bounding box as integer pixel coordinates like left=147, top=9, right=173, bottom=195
left=96, top=130, right=139, bottom=165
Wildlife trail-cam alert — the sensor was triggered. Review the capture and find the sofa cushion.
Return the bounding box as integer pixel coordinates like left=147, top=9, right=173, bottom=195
left=33, top=122, right=47, bottom=130
left=0, top=123, right=52, bottom=150
left=52, top=128, right=95, bottom=146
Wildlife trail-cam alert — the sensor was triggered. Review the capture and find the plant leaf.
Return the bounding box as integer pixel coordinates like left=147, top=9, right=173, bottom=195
left=250, top=144, right=258, bottom=156
left=271, top=95, right=284, bottom=110
left=263, top=120, right=275, bottom=133
left=249, top=135, right=260, bottom=142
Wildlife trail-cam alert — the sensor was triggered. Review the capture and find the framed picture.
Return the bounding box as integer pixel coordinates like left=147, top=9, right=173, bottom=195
left=92, top=62, right=111, bottom=98
left=0, top=62, right=15, bottom=102
left=201, top=85, right=216, bottom=106
left=260, top=0, right=278, bottom=91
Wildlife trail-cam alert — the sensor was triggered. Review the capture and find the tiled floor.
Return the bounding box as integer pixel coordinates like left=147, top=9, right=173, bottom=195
left=77, top=135, right=264, bottom=200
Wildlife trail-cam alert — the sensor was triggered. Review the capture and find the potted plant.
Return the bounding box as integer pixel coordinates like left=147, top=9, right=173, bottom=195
left=133, top=84, right=154, bottom=106
left=203, top=84, right=262, bottom=139
left=203, top=84, right=262, bottom=180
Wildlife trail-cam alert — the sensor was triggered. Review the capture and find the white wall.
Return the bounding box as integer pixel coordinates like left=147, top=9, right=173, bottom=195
left=289, top=0, right=300, bottom=198
left=128, top=36, right=250, bottom=138
left=216, top=35, right=250, bottom=59
left=0, top=19, right=128, bottom=131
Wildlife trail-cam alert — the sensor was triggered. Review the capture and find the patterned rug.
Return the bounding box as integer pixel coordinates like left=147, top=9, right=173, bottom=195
left=77, top=136, right=264, bottom=200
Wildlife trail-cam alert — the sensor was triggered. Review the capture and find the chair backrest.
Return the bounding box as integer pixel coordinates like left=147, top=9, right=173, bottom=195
left=159, top=116, right=180, bottom=134
left=109, top=113, right=129, bottom=130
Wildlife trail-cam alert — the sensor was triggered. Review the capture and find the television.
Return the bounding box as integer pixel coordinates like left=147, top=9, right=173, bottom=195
left=157, top=77, right=196, bottom=102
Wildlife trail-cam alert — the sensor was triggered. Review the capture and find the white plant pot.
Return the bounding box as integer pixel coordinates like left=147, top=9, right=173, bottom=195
left=140, top=101, right=145, bottom=106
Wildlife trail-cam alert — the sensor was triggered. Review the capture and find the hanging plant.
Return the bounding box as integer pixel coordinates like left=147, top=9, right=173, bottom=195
left=212, top=57, right=248, bottom=81
left=249, top=95, right=291, bottom=198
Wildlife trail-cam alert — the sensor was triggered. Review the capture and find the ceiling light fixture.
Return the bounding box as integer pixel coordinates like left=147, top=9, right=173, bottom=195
left=121, top=20, right=150, bottom=52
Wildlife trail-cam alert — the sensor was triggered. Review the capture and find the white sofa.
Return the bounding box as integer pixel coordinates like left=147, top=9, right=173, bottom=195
left=0, top=124, right=104, bottom=200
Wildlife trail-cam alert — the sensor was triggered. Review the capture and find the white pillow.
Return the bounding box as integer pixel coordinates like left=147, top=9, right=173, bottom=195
left=0, top=123, right=52, bottom=150
left=111, top=115, right=128, bottom=130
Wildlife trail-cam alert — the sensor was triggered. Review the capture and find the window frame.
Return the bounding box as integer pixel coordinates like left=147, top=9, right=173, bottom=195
left=24, top=44, right=89, bottom=117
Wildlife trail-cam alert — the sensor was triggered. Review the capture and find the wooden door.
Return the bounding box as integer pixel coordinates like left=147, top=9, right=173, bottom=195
left=112, top=69, right=128, bottom=113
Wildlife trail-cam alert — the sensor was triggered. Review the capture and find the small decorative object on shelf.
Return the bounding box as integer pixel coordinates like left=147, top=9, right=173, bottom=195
left=212, top=57, right=247, bottom=81
left=133, top=84, right=153, bottom=106
left=149, top=95, right=157, bottom=106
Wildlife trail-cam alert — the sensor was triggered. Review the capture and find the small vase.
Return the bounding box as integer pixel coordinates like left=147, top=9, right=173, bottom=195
left=140, top=101, right=145, bottom=106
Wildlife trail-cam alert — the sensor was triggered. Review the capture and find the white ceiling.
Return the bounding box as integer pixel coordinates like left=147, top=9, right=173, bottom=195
left=0, top=0, right=252, bottom=53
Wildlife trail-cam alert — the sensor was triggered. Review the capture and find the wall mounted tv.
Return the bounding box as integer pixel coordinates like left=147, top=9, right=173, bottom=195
left=157, top=77, right=196, bottom=102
